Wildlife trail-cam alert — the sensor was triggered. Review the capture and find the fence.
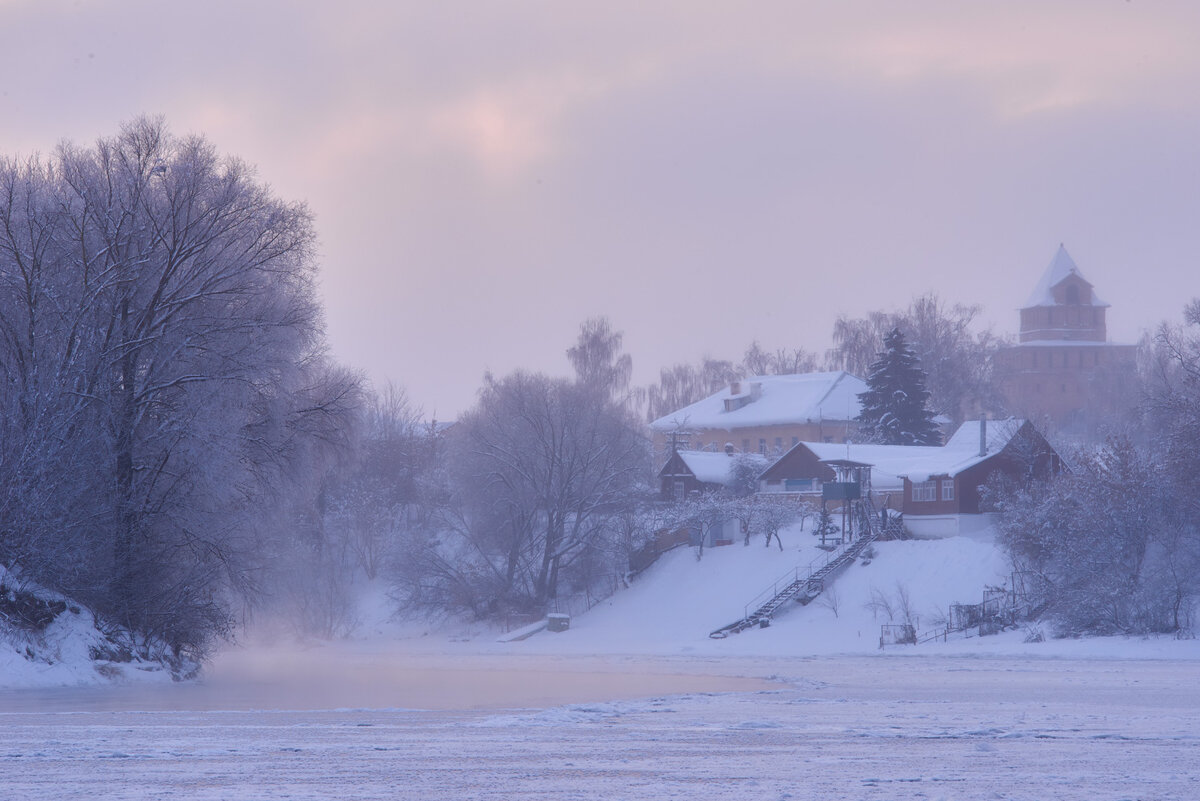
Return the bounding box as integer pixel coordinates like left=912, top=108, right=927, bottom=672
left=915, top=574, right=1037, bottom=644
left=879, top=623, right=917, bottom=647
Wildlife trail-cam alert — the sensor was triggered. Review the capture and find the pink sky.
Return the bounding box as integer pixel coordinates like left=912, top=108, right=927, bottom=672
left=4, top=1, right=1199, bottom=417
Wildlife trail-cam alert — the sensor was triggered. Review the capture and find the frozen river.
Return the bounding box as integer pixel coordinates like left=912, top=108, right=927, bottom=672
left=2, top=651, right=1199, bottom=800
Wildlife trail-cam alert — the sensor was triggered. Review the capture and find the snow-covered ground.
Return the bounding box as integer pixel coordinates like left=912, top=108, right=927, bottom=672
left=4, top=525, right=1200, bottom=799
left=0, top=565, right=187, bottom=689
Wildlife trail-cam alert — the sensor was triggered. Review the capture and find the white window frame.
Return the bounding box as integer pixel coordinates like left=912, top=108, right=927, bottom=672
left=941, top=479, right=954, bottom=501
left=912, top=480, right=937, bottom=503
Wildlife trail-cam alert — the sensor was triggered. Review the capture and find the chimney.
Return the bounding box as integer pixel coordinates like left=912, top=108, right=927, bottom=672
left=979, top=416, right=988, bottom=458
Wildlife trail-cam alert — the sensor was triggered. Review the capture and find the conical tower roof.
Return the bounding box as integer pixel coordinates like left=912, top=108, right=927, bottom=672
left=1022, top=245, right=1108, bottom=309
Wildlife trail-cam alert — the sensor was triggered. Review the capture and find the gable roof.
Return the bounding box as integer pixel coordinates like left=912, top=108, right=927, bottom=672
left=661, top=450, right=768, bottom=486
left=894, top=418, right=1028, bottom=482
left=1023, top=245, right=1109, bottom=309
left=792, top=441, right=943, bottom=491
left=650, top=371, right=866, bottom=432
left=759, top=419, right=1035, bottom=489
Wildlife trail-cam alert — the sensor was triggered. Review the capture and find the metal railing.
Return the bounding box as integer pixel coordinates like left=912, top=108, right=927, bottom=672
left=736, top=543, right=852, bottom=622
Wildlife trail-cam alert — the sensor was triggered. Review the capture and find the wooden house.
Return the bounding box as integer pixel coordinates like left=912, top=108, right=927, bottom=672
left=657, top=449, right=767, bottom=502
left=757, top=419, right=1062, bottom=538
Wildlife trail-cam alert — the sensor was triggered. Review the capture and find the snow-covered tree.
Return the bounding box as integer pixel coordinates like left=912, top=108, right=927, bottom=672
left=1149, top=299, right=1200, bottom=511
left=740, top=341, right=820, bottom=377
left=989, top=436, right=1199, bottom=635
left=855, top=327, right=941, bottom=445
left=396, top=369, right=650, bottom=615
left=568, top=316, right=634, bottom=405
left=645, top=357, right=738, bottom=422
left=751, top=501, right=799, bottom=551
left=728, top=453, right=767, bottom=497
left=0, top=118, right=358, bottom=658
left=828, top=293, right=1001, bottom=424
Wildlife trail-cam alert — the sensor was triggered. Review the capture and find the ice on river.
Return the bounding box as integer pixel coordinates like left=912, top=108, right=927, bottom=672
left=2, top=652, right=1199, bottom=800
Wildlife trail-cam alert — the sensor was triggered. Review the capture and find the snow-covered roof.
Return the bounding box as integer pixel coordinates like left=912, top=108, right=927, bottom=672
left=1022, top=245, right=1108, bottom=309
left=799, top=441, right=941, bottom=492
left=894, top=418, right=1027, bottom=483
left=673, top=450, right=767, bottom=486
left=770, top=419, right=1029, bottom=490
left=650, top=372, right=866, bottom=432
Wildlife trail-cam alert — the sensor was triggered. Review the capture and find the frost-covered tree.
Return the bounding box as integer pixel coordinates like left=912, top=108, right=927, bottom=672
left=751, top=501, right=798, bottom=551
left=740, top=341, right=820, bottom=377
left=728, top=453, right=767, bottom=497
left=568, top=316, right=634, bottom=404
left=663, top=490, right=731, bottom=560
left=1149, top=299, right=1200, bottom=510
left=645, top=357, right=738, bottom=422
left=395, top=369, right=650, bottom=615
left=828, top=293, right=1001, bottom=423
left=855, top=328, right=941, bottom=445
left=989, top=436, right=1199, bottom=635
left=0, top=118, right=358, bottom=658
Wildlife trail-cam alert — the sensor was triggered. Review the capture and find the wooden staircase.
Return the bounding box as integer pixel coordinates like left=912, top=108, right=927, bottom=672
left=709, top=496, right=900, bottom=639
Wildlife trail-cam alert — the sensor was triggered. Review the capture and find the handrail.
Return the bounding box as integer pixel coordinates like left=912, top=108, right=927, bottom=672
left=739, top=543, right=850, bottom=620
left=710, top=498, right=880, bottom=638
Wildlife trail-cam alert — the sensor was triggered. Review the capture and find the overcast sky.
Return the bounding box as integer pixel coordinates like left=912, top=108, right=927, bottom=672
left=4, top=1, right=1199, bottom=417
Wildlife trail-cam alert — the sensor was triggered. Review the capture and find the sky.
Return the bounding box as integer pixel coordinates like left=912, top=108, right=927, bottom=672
left=3, top=1, right=1199, bottom=418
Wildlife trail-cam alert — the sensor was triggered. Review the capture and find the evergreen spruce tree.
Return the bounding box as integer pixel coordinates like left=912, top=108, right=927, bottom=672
left=856, top=327, right=941, bottom=445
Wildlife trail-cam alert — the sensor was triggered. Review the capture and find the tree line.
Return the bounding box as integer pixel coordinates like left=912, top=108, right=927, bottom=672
left=644, top=294, right=1002, bottom=427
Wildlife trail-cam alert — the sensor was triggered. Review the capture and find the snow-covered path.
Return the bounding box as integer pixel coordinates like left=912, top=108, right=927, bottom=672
left=3, top=654, right=1199, bottom=800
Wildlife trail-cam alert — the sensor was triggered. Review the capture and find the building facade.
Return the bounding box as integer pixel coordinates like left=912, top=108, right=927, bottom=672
left=993, top=246, right=1138, bottom=432
left=756, top=419, right=1062, bottom=538
left=649, top=372, right=866, bottom=460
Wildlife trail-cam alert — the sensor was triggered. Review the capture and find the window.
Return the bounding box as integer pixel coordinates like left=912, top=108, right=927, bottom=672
left=673, top=481, right=686, bottom=501
left=911, top=480, right=937, bottom=502
left=742, top=439, right=750, bottom=453
left=941, top=480, right=954, bottom=501
left=1066, top=284, right=1079, bottom=304
left=774, top=437, right=783, bottom=453
left=791, top=436, right=799, bottom=447
left=758, top=438, right=767, bottom=455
